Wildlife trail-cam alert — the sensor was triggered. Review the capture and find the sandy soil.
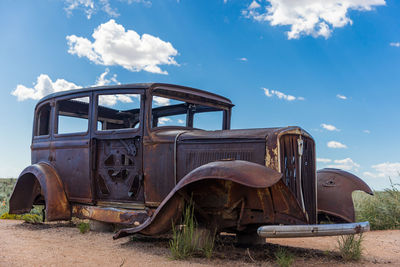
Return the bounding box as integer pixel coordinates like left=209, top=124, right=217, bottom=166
left=0, top=219, right=399, bottom=267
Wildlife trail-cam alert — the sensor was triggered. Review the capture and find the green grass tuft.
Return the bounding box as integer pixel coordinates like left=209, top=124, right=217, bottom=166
left=275, top=247, right=295, bottom=267
left=169, top=199, right=215, bottom=260
left=337, top=233, right=364, bottom=261
left=78, top=222, right=90, bottom=234
left=22, top=214, right=42, bottom=224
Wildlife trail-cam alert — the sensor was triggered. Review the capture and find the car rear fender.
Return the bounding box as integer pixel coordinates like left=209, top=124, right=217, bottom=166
left=114, top=160, right=284, bottom=239
left=317, top=168, right=373, bottom=223
left=9, top=162, right=71, bottom=221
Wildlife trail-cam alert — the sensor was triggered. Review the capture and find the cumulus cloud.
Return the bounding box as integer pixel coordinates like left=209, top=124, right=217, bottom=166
left=95, top=68, right=120, bottom=86
left=11, top=74, right=80, bottom=101
left=321, top=123, right=340, bottom=131
left=263, top=88, right=304, bottom=101
left=367, top=162, right=400, bottom=178
left=64, top=0, right=151, bottom=19
left=363, top=129, right=371, bottom=134
left=153, top=96, right=171, bottom=106
left=158, top=117, right=171, bottom=125
left=317, top=158, right=332, bottom=163
left=390, top=42, right=400, bottom=47
left=12, top=69, right=120, bottom=102
left=177, top=119, right=185, bottom=124
left=328, top=158, right=360, bottom=171
left=238, top=57, right=248, bottom=62
left=327, top=141, right=347, bottom=149
left=243, top=0, right=386, bottom=39
left=336, top=94, right=347, bottom=100
left=66, top=19, right=179, bottom=74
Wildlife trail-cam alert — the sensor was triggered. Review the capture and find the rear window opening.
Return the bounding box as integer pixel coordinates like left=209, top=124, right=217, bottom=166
left=56, top=96, right=90, bottom=135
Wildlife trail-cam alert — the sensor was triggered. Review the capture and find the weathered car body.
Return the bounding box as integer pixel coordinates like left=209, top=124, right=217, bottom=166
left=9, top=83, right=372, bottom=239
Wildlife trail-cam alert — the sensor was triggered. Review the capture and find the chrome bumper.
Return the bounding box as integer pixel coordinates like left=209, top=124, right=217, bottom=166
left=257, top=221, right=370, bottom=238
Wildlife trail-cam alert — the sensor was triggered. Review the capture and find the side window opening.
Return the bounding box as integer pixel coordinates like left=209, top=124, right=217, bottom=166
left=35, top=103, right=51, bottom=136
left=96, top=94, right=141, bottom=131
left=56, top=97, right=90, bottom=135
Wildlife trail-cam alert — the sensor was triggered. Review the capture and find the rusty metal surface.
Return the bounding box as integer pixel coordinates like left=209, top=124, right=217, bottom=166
left=114, top=161, right=307, bottom=239
left=317, top=168, right=373, bottom=223
left=9, top=162, right=71, bottom=221
left=9, top=83, right=373, bottom=240
left=72, top=204, right=149, bottom=225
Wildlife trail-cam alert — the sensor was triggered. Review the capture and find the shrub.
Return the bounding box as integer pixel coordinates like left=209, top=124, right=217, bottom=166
left=169, top=199, right=215, bottom=260
left=22, top=214, right=42, bottom=224
left=337, top=233, right=363, bottom=261
left=78, top=222, right=90, bottom=234
left=0, top=212, right=22, bottom=220
left=354, top=180, right=400, bottom=230
left=275, top=247, right=295, bottom=267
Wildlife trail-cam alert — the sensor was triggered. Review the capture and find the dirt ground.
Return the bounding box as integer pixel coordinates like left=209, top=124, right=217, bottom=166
left=0, top=219, right=399, bottom=267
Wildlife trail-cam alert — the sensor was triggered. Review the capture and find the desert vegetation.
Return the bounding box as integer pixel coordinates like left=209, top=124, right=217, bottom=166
left=354, top=180, right=400, bottom=230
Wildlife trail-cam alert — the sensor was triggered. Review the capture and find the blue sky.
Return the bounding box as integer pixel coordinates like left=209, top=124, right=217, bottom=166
left=0, top=0, right=399, bottom=189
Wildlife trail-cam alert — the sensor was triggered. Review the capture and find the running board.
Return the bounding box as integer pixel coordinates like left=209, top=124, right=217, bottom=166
left=257, top=221, right=370, bottom=238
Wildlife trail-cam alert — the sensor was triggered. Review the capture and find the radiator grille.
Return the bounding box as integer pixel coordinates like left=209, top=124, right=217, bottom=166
left=279, top=134, right=316, bottom=223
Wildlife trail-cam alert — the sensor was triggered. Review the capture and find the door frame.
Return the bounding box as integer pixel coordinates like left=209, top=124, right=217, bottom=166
left=90, top=89, right=145, bottom=204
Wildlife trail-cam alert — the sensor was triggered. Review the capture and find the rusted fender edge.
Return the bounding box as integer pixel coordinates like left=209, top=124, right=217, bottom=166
left=9, top=162, right=71, bottom=221
left=114, top=160, right=282, bottom=239
left=317, top=168, right=373, bottom=223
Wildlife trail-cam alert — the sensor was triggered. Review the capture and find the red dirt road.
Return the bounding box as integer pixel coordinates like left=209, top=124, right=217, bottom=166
left=0, top=219, right=399, bottom=266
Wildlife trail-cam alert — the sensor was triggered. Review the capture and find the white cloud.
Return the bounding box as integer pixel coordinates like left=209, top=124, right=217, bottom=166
left=336, top=94, right=347, bottom=100
left=66, top=19, right=179, bottom=74
left=263, top=88, right=304, bottom=101
left=11, top=74, right=80, bottom=101
left=390, top=42, right=400, bottom=47
left=95, top=68, right=120, bottom=86
left=177, top=119, right=185, bottom=124
left=243, top=0, right=386, bottom=39
left=12, top=69, right=120, bottom=102
left=327, top=141, right=347, bottom=149
left=238, top=57, right=248, bottom=62
left=317, top=158, right=332, bottom=163
left=321, top=123, right=340, bottom=131
left=158, top=117, right=171, bottom=125
left=64, top=0, right=151, bottom=19
left=363, top=129, right=371, bottom=134
left=153, top=96, right=170, bottom=106
left=327, top=158, right=360, bottom=171
left=372, top=162, right=400, bottom=178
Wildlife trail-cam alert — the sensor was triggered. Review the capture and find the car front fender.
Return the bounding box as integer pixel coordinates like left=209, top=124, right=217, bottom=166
left=114, top=160, right=291, bottom=239
left=317, top=168, right=373, bottom=223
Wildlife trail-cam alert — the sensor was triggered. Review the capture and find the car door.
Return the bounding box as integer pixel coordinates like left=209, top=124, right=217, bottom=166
left=53, top=93, right=92, bottom=203
left=92, top=90, right=144, bottom=204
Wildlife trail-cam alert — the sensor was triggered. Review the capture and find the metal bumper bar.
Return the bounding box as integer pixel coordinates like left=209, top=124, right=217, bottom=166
left=257, top=221, right=370, bottom=238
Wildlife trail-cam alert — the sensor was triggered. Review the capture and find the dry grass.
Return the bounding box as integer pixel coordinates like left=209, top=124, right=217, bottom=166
left=354, top=180, right=400, bottom=230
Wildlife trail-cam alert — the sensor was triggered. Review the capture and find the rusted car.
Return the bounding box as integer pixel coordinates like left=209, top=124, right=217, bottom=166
left=9, top=83, right=372, bottom=240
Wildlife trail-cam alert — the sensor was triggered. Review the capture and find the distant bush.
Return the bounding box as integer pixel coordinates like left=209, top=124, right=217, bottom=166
left=0, top=178, right=17, bottom=216
left=354, top=180, right=400, bottom=230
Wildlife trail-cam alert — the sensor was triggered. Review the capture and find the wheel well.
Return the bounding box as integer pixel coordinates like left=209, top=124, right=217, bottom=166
left=9, top=173, right=42, bottom=214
